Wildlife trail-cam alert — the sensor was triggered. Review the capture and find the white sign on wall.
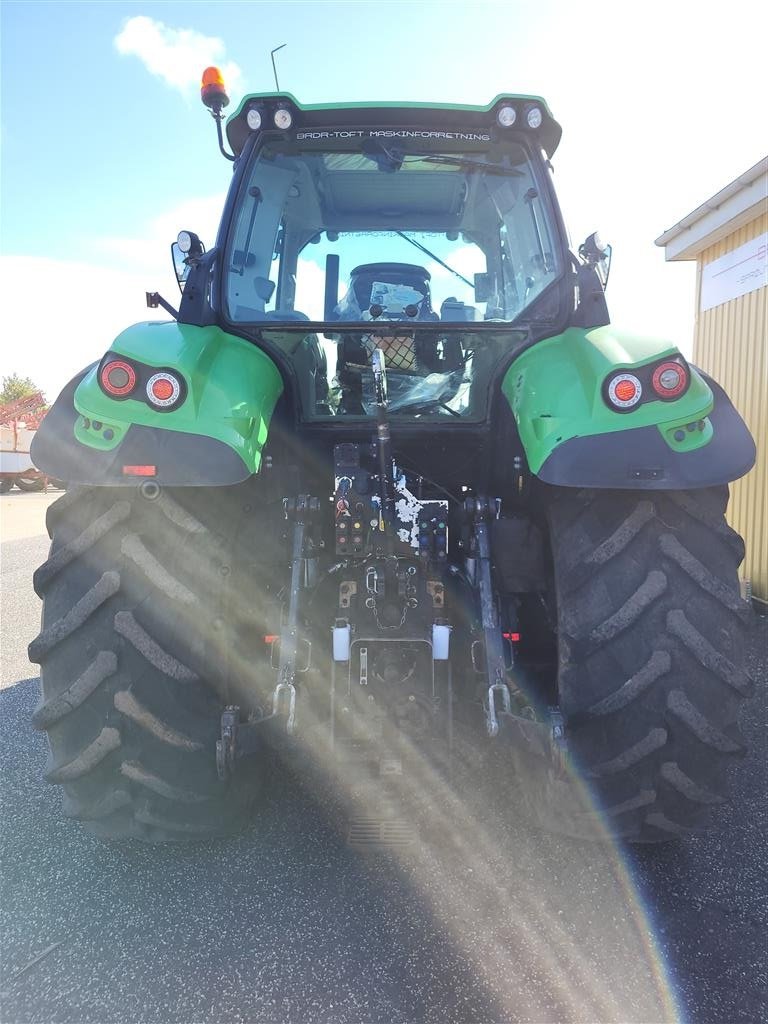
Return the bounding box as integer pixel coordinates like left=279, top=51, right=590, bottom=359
left=700, top=231, right=767, bottom=312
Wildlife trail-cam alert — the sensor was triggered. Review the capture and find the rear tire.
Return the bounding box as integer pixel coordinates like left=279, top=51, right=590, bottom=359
left=29, top=483, right=276, bottom=841
left=544, top=485, right=754, bottom=842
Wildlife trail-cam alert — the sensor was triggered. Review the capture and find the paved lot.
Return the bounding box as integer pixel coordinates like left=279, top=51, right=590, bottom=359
left=1, top=491, right=766, bottom=1023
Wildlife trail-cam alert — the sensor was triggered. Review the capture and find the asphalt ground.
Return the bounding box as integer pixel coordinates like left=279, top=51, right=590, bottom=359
left=1, top=491, right=766, bottom=1023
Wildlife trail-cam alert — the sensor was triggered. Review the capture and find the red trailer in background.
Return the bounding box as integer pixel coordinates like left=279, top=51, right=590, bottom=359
left=0, top=392, right=58, bottom=492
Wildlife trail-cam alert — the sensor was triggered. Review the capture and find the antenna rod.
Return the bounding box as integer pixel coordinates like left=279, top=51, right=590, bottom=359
left=270, top=44, right=287, bottom=90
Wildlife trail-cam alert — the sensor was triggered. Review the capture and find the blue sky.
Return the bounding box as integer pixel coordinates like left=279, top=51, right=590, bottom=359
left=2, top=0, right=766, bottom=399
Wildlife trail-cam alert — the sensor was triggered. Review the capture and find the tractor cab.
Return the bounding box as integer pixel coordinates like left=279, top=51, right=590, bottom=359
left=202, top=93, right=577, bottom=420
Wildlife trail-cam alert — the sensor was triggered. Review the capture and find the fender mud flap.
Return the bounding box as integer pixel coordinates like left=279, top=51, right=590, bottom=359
left=32, top=369, right=251, bottom=486
left=537, top=375, right=755, bottom=489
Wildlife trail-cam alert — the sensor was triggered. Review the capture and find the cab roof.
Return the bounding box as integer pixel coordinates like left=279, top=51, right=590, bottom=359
left=225, top=94, right=562, bottom=159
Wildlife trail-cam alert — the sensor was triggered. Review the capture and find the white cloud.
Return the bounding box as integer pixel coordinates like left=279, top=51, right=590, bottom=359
left=93, top=193, right=226, bottom=288
left=1, top=193, right=230, bottom=401
left=114, top=16, right=242, bottom=97
left=0, top=255, right=169, bottom=404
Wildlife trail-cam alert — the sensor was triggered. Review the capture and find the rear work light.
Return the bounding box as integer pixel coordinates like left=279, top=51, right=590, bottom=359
left=100, top=360, right=137, bottom=398
left=273, top=107, right=293, bottom=130
left=526, top=105, right=543, bottom=129
left=497, top=105, right=517, bottom=127
left=146, top=372, right=182, bottom=409
left=606, top=372, right=642, bottom=410
left=651, top=360, right=689, bottom=399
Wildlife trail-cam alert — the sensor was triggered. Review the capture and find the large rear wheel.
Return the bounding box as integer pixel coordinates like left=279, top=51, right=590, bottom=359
left=29, top=483, right=277, bottom=841
left=543, top=485, right=754, bottom=842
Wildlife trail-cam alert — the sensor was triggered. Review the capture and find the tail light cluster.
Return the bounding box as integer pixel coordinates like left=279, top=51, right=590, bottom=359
left=98, top=354, right=186, bottom=412
left=603, top=357, right=690, bottom=413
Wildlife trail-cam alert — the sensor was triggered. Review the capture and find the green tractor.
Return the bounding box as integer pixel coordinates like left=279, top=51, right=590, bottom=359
left=29, top=70, right=756, bottom=843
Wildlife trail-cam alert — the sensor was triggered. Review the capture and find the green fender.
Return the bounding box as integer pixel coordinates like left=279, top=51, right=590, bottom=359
left=502, top=326, right=755, bottom=489
left=31, top=321, right=284, bottom=486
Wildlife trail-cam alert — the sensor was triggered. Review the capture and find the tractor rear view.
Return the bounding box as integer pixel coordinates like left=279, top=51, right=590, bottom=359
left=29, top=70, right=756, bottom=843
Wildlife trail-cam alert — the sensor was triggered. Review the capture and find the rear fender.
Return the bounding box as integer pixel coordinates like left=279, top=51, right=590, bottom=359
left=502, top=326, right=755, bottom=489
left=31, top=322, right=284, bottom=486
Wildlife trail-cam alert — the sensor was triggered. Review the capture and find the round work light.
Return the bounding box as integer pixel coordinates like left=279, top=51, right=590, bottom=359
left=273, top=108, right=293, bottom=130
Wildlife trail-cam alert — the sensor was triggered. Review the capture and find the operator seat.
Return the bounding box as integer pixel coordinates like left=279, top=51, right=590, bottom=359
left=333, top=263, right=464, bottom=414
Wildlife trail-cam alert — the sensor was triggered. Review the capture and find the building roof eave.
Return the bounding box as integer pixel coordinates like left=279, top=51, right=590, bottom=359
left=655, top=157, right=768, bottom=261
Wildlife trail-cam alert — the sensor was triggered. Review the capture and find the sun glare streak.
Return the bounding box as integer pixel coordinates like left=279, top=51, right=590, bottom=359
left=53, top=462, right=680, bottom=1021
left=122, top=471, right=682, bottom=1022
left=196, top=587, right=680, bottom=1023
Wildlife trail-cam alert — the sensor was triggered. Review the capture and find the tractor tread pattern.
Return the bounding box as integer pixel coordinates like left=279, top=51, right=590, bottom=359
left=32, top=651, right=117, bottom=729
left=585, top=651, right=671, bottom=717
left=121, top=534, right=198, bottom=605
left=63, top=788, right=133, bottom=821
left=119, top=760, right=207, bottom=803
left=666, top=689, right=744, bottom=753
left=587, top=570, right=667, bottom=646
left=34, top=501, right=131, bottom=595
left=30, top=485, right=261, bottom=842
left=29, top=572, right=121, bottom=662
left=660, top=761, right=724, bottom=805
left=666, top=609, right=753, bottom=696
left=589, top=728, right=668, bottom=777
left=546, top=485, right=752, bottom=841
left=114, top=611, right=198, bottom=682
left=113, top=689, right=202, bottom=750
left=45, top=726, right=121, bottom=782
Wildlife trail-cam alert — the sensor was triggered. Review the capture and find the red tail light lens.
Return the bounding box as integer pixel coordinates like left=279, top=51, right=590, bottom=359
left=100, top=360, right=137, bottom=397
left=652, top=361, right=689, bottom=399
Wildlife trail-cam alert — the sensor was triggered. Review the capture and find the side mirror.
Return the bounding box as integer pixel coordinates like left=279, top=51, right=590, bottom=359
left=171, top=243, right=189, bottom=291
left=171, top=231, right=206, bottom=292
left=579, top=231, right=612, bottom=289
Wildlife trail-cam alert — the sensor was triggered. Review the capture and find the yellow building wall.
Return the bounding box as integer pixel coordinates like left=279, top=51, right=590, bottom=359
left=693, top=212, right=767, bottom=600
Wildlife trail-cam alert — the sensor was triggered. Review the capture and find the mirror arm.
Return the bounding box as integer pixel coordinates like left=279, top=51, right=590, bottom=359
left=146, top=292, right=179, bottom=320
left=211, top=110, right=236, bottom=162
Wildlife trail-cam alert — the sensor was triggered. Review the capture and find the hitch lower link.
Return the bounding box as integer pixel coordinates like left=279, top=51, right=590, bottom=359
left=216, top=495, right=319, bottom=781
left=469, top=496, right=568, bottom=768
left=273, top=494, right=318, bottom=736
left=467, top=497, right=512, bottom=739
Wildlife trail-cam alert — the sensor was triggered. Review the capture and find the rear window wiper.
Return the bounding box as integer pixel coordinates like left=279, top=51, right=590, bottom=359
left=364, top=141, right=524, bottom=178
left=394, top=231, right=474, bottom=289
left=408, top=154, right=524, bottom=177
